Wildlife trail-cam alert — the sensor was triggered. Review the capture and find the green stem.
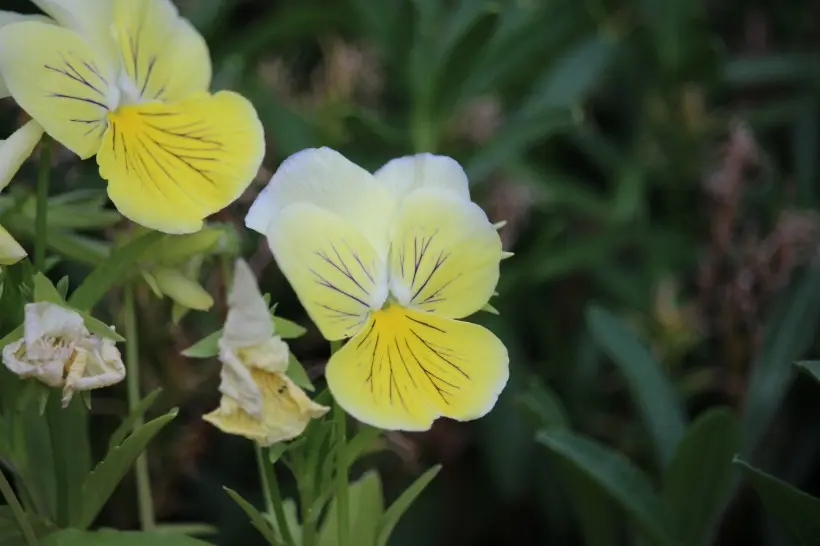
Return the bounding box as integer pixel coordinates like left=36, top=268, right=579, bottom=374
left=0, top=468, right=38, bottom=546
left=331, top=340, right=349, bottom=546
left=124, top=285, right=155, bottom=531
left=256, top=446, right=295, bottom=546
left=34, top=137, right=51, bottom=271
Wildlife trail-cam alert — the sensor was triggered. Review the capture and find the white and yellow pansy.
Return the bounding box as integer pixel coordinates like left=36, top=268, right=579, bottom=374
left=203, top=259, right=329, bottom=445
left=246, top=148, right=509, bottom=431
left=0, top=0, right=265, bottom=234
left=2, top=302, right=125, bottom=406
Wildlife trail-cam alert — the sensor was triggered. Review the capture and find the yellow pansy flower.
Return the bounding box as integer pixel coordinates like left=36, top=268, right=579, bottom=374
left=2, top=302, right=125, bottom=407
left=246, top=148, right=509, bottom=431
left=0, top=0, right=265, bottom=234
left=203, top=259, right=329, bottom=445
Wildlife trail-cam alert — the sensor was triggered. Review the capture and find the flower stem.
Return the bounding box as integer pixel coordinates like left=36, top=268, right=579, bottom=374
left=124, top=285, right=155, bottom=530
left=330, top=340, right=349, bottom=546
left=256, top=445, right=294, bottom=546
left=34, top=137, right=51, bottom=271
left=0, top=468, right=38, bottom=546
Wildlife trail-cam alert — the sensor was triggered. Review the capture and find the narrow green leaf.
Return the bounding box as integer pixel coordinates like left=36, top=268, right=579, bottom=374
left=273, top=316, right=307, bottom=339
left=46, top=396, right=92, bottom=527
left=183, top=315, right=307, bottom=359
left=69, top=231, right=163, bottom=311
left=742, top=266, right=820, bottom=454
left=181, top=330, right=220, bottom=358
left=516, top=379, right=569, bottom=428
left=375, top=465, right=441, bottom=546
left=73, top=409, right=178, bottom=529
left=286, top=354, right=314, bottom=392
left=32, top=273, right=64, bottom=304
left=525, top=34, right=615, bottom=111
left=76, top=311, right=125, bottom=342
left=735, top=457, right=820, bottom=545
left=41, top=528, right=215, bottom=546
left=586, top=305, right=685, bottom=468
left=662, top=408, right=740, bottom=546
left=536, top=429, right=674, bottom=546
left=0, top=506, right=55, bottom=546
left=224, top=487, right=279, bottom=545
left=55, top=277, right=69, bottom=300
left=0, top=325, right=23, bottom=351
left=108, top=388, right=163, bottom=451
left=795, top=361, right=820, bottom=384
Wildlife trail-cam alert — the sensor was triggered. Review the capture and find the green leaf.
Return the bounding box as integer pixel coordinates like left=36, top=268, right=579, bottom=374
left=286, top=353, right=314, bottom=392
left=586, top=305, right=686, bottom=468
left=140, top=229, right=222, bottom=267
left=69, top=231, right=163, bottom=311
left=73, top=409, right=178, bottom=529
left=536, top=429, right=674, bottom=546
left=55, top=277, right=70, bottom=300
left=273, top=316, right=307, bottom=339
left=108, top=388, right=163, bottom=451
left=735, top=457, right=820, bottom=545
left=375, top=465, right=441, bottom=546
left=525, top=34, right=615, bottom=111
left=46, top=396, right=92, bottom=527
left=41, top=528, right=214, bottom=546
left=181, top=330, right=220, bottom=358
left=76, top=310, right=125, bottom=342
left=320, top=470, right=384, bottom=546
left=516, top=379, right=569, bottom=428
left=795, top=361, right=820, bottom=384
left=224, top=487, right=279, bottom=545
left=32, top=273, right=64, bottom=304
left=662, top=408, right=740, bottom=546
left=0, top=506, right=55, bottom=546
left=183, top=315, right=308, bottom=359
left=0, top=325, right=23, bottom=351
left=742, top=266, right=820, bottom=455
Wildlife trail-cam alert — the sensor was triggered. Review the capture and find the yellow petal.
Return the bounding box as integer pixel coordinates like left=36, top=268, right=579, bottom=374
left=0, top=224, right=26, bottom=265
left=0, top=11, right=54, bottom=98
left=29, top=0, right=118, bottom=70
left=375, top=153, right=470, bottom=202
left=267, top=203, right=388, bottom=341
left=246, top=147, right=396, bottom=257
left=388, top=189, right=501, bottom=319
left=0, top=120, right=44, bottom=191
left=113, top=0, right=211, bottom=102
left=97, top=91, right=264, bottom=234
left=153, top=267, right=213, bottom=311
left=0, top=21, right=116, bottom=158
left=326, top=304, right=508, bottom=431
left=203, top=369, right=329, bottom=445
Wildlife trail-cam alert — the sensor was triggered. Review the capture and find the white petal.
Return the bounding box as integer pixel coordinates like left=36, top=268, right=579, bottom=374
left=30, top=0, right=118, bottom=71
left=0, top=11, right=54, bottom=98
left=245, top=147, right=396, bottom=258
left=216, top=341, right=263, bottom=419
left=221, top=259, right=274, bottom=349
left=0, top=120, right=44, bottom=191
left=23, top=302, right=86, bottom=351
left=374, top=153, right=471, bottom=202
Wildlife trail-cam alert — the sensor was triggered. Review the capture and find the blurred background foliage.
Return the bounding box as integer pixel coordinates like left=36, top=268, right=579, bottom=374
left=4, top=0, right=820, bottom=544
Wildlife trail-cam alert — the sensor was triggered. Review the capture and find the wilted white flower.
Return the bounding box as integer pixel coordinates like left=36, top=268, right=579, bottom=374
left=203, top=259, right=328, bottom=445
left=2, top=302, right=125, bottom=407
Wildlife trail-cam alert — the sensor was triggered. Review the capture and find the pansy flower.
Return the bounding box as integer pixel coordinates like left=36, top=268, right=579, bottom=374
left=203, top=259, right=329, bottom=445
left=0, top=0, right=264, bottom=233
left=246, top=148, right=509, bottom=431
left=2, top=302, right=125, bottom=406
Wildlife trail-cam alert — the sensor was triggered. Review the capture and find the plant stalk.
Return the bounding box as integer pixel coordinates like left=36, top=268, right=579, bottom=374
left=330, top=340, right=349, bottom=546
left=34, top=137, right=51, bottom=270
left=124, top=285, right=156, bottom=530
left=256, top=445, right=295, bottom=546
